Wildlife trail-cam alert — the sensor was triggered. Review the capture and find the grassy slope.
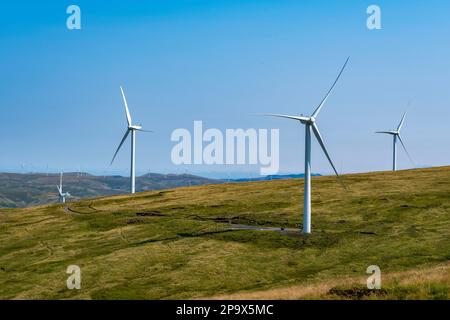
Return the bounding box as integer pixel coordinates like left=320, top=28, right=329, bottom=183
left=1, top=166, right=450, bottom=299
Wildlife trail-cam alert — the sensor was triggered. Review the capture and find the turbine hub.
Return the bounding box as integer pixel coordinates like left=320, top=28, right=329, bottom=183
left=309, top=117, right=316, bottom=123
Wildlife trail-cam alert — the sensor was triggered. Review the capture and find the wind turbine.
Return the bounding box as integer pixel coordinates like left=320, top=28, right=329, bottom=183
left=264, top=57, right=349, bottom=234
left=57, top=172, right=71, bottom=203
left=376, top=112, right=414, bottom=171
left=111, top=86, right=152, bottom=194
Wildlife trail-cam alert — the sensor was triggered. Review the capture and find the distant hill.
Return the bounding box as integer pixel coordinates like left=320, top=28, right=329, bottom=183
left=229, top=173, right=320, bottom=182
left=0, top=172, right=221, bottom=208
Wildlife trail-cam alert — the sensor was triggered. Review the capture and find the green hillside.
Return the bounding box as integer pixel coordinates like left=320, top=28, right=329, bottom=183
left=1, top=166, right=450, bottom=299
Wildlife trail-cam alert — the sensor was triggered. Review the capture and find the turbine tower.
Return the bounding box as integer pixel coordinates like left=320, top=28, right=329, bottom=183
left=57, top=172, right=71, bottom=203
left=111, top=86, right=152, bottom=194
left=376, top=112, right=414, bottom=171
left=265, top=57, right=349, bottom=234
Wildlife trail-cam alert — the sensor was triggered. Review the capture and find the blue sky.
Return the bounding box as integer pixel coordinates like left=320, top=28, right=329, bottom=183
left=1, top=1, right=450, bottom=178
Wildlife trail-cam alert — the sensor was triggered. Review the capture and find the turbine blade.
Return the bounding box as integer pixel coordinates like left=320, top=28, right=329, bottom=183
left=135, top=128, right=154, bottom=133
left=397, top=134, right=415, bottom=165
left=110, top=129, right=130, bottom=165
left=311, top=57, right=350, bottom=118
left=375, top=131, right=396, bottom=135
left=60, top=172, right=63, bottom=190
left=120, top=86, right=132, bottom=127
left=397, top=112, right=407, bottom=132
left=56, top=185, right=62, bottom=195
left=311, top=123, right=339, bottom=177
left=263, top=114, right=309, bottom=122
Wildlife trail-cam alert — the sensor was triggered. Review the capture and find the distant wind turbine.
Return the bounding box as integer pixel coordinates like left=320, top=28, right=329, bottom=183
left=264, top=57, right=349, bottom=234
left=57, top=172, right=71, bottom=203
left=376, top=112, right=414, bottom=171
left=110, top=86, right=152, bottom=194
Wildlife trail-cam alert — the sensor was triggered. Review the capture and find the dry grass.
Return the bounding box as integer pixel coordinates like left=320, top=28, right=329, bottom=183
left=206, top=262, right=450, bottom=300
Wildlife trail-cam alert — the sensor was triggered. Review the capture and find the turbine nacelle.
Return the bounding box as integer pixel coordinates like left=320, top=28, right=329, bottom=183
left=308, top=116, right=316, bottom=124
left=298, top=116, right=315, bottom=125
left=129, top=125, right=142, bottom=130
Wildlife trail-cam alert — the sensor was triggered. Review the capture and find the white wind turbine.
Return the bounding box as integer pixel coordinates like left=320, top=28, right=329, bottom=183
left=111, top=86, right=152, bottom=194
left=57, top=172, right=71, bottom=203
left=264, top=57, right=349, bottom=234
left=376, top=112, right=414, bottom=171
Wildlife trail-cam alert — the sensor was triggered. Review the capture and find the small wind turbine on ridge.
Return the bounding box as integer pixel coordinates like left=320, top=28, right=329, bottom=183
left=57, top=172, right=71, bottom=203
left=376, top=109, right=414, bottom=171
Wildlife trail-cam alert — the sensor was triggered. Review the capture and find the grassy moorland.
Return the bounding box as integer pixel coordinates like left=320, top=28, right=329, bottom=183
left=1, top=166, right=450, bottom=299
